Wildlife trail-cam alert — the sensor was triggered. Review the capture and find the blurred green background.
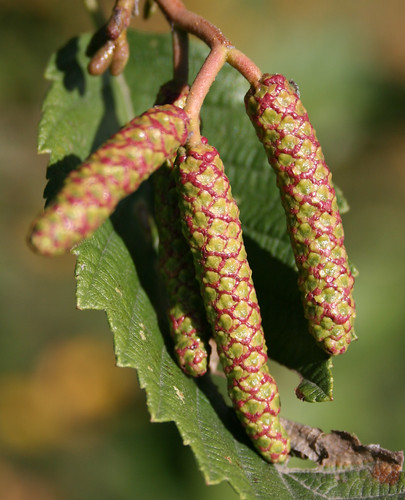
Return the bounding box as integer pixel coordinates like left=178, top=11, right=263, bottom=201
left=0, top=0, right=404, bottom=498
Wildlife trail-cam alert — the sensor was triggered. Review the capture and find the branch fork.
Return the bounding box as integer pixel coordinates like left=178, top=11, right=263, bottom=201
left=86, top=0, right=262, bottom=143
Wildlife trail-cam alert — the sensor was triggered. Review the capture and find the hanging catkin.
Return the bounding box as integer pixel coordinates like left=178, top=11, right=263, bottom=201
left=175, top=139, right=290, bottom=463
left=29, top=105, right=189, bottom=255
left=245, top=73, right=356, bottom=355
left=153, top=84, right=210, bottom=377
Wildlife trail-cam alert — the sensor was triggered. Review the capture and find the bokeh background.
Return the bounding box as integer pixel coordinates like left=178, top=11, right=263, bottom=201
left=1, top=1, right=404, bottom=498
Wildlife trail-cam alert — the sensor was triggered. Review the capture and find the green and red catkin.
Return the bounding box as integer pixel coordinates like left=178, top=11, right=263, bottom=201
left=29, top=104, right=189, bottom=256
left=175, top=139, right=290, bottom=463
left=154, top=160, right=210, bottom=376
left=245, top=73, right=356, bottom=355
left=153, top=84, right=210, bottom=377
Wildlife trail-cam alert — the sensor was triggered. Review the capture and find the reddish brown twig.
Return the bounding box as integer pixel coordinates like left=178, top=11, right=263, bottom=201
left=153, top=0, right=261, bottom=143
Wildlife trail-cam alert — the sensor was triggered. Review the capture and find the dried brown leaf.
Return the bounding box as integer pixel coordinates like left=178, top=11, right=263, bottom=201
left=282, top=417, right=404, bottom=479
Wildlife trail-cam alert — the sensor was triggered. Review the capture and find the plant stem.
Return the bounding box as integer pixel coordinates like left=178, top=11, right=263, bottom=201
left=172, top=28, right=189, bottom=84
left=227, top=48, right=262, bottom=84
left=154, top=0, right=262, bottom=142
left=155, top=0, right=261, bottom=82
left=185, top=45, right=227, bottom=145
left=156, top=0, right=231, bottom=49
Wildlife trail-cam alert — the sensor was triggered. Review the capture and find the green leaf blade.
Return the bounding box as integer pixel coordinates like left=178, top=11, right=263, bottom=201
left=36, top=30, right=403, bottom=499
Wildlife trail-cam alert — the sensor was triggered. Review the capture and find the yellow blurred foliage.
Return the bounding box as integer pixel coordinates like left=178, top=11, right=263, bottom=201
left=0, top=335, right=138, bottom=453
left=0, top=460, right=62, bottom=500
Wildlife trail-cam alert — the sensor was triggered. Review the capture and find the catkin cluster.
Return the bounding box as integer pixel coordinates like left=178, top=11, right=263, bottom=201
left=29, top=68, right=357, bottom=465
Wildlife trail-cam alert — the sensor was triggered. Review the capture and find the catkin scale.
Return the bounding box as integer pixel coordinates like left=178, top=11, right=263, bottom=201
left=29, top=105, right=189, bottom=256
left=175, top=140, right=290, bottom=463
left=153, top=84, right=210, bottom=377
left=245, top=73, right=356, bottom=355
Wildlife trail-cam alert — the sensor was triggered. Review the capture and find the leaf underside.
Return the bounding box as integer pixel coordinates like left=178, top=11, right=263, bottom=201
left=38, top=31, right=404, bottom=499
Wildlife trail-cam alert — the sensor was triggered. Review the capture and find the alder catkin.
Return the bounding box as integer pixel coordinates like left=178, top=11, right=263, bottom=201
left=245, top=73, right=356, bottom=355
left=154, top=160, right=210, bottom=376
left=153, top=84, right=210, bottom=377
left=175, top=139, right=290, bottom=463
left=29, top=104, right=189, bottom=256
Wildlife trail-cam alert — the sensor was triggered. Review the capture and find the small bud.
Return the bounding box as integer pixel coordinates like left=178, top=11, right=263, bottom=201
left=88, top=39, right=115, bottom=76
left=109, top=31, right=130, bottom=76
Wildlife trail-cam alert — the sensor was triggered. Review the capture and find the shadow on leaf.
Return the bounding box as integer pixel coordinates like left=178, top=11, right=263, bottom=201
left=90, top=72, right=122, bottom=152
left=110, top=184, right=173, bottom=348
left=110, top=186, right=256, bottom=455
left=85, top=25, right=109, bottom=59
left=56, top=37, right=86, bottom=96
left=44, top=154, right=82, bottom=206
left=44, top=45, right=122, bottom=206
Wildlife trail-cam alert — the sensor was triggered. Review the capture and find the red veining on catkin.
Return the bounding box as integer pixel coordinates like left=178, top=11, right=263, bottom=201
left=175, top=140, right=290, bottom=463
left=153, top=83, right=211, bottom=377
left=245, top=73, right=356, bottom=355
left=28, top=105, right=189, bottom=256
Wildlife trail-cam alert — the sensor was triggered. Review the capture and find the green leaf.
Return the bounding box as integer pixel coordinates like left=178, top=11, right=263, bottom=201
left=36, top=31, right=402, bottom=499
left=74, top=219, right=405, bottom=500
left=39, top=31, right=333, bottom=403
